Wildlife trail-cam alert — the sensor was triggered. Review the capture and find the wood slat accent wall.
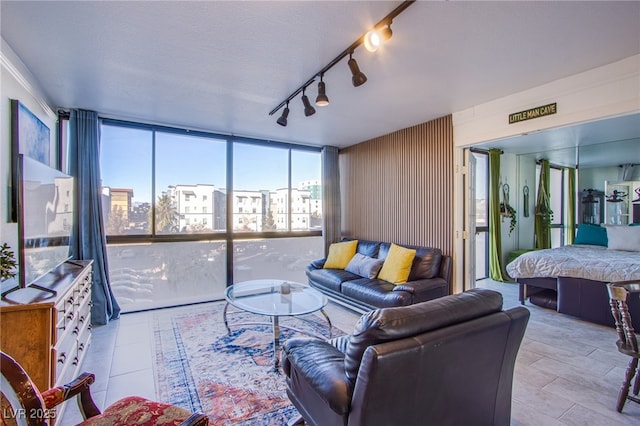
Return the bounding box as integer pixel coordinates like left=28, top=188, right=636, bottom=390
left=340, top=115, right=453, bottom=255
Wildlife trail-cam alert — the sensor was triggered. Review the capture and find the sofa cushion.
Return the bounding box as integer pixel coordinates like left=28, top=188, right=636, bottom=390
left=341, top=278, right=413, bottom=308
left=324, top=240, right=358, bottom=269
left=345, top=253, right=384, bottom=279
left=356, top=239, right=382, bottom=258
left=378, top=243, right=443, bottom=280
left=409, top=247, right=443, bottom=280
left=342, top=238, right=381, bottom=258
left=343, top=288, right=503, bottom=381
left=378, top=243, right=416, bottom=284
left=307, top=268, right=362, bottom=292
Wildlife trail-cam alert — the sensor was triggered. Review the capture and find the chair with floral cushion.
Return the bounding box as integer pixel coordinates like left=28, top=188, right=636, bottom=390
left=0, top=351, right=208, bottom=426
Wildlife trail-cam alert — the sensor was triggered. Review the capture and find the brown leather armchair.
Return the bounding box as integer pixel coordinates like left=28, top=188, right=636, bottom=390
left=282, top=288, right=529, bottom=426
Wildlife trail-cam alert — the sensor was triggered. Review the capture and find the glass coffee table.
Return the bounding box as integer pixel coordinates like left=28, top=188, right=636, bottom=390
left=223, top=279, right=332, bottom=369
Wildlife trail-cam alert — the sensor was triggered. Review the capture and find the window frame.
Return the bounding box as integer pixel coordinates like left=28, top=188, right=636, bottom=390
left=98, top=118, right=321, bottom=252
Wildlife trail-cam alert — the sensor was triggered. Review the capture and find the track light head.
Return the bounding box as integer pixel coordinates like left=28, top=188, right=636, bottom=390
left=364, top=23, right=392, bottom=52
left=348, top=54, right=367, bottom=87
left=315, top=78, right=329, bottom=107
left=277, top=104, right=289, bottom=126
left=364, top=30, right=381, bottom=52
left=302, top=90, right=316, bottom=116
left=380, top=24, right=393, bottom=41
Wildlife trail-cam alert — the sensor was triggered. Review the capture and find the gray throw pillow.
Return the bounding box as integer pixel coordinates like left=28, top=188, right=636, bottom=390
left=345, top=253, right=384, bottom=278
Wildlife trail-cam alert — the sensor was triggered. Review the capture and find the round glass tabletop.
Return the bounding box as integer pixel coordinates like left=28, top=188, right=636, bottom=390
left=225, top=279, right=327, bottom=317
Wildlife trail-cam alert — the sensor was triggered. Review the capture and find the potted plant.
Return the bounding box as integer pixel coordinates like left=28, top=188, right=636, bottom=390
left=500, top=203, right=517, bottom=236
left=1, top=242, right=17, bottom=282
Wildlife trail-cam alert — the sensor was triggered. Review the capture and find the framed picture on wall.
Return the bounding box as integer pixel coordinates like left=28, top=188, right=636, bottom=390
left=9, top=99, right=51, bottom=222
left=12, top=99, right=50, bottom=164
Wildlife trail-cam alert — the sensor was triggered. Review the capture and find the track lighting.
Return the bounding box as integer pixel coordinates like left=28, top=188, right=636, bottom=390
left=301, top=89, right=316, bottom=116
left=268, top=1, right=415, bottom=123
left=364, top=24, right=393, bottom=52
left=277, top=102, right=289, bottom=126
left=348, top=53, right=367, bottom=87
left=315, top=75, right=329, bottom=107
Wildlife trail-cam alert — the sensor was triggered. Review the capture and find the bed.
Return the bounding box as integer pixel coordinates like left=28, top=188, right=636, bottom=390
left=506, top=224, right=640, bottom=328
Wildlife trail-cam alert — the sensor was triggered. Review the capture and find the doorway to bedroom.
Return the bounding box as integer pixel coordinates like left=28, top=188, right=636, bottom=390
left=461, top=112, right=640, bottom=292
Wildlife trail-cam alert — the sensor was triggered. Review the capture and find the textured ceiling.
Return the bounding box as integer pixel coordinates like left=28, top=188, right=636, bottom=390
left=1, top=1, right=639, bottom=151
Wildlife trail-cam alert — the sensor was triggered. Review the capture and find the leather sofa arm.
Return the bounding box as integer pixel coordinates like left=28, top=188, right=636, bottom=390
left=392, top=284, right=415, bottom=294
left=307, top=258, right=326, bottom=271
left=439, top=255, right=452, bottom=284
left=283, top=337, right=353, bottom=415
left=393, top=278, right=449, bottom=303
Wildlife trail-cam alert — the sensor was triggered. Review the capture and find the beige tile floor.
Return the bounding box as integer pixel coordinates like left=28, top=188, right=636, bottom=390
left=60, top=280, right=640, bottom=425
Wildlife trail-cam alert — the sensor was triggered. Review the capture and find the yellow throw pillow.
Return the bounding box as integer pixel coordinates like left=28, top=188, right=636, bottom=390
left=378, top=243, right=416, bottom=284
left=324, top=240, right=358, bottom=269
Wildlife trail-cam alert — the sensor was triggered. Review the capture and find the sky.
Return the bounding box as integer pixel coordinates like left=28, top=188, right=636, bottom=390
left=100, top=125, right=320, bottom=204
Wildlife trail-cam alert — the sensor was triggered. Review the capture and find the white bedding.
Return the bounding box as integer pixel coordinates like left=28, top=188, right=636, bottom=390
left=505, top=244, right=640, bottom=283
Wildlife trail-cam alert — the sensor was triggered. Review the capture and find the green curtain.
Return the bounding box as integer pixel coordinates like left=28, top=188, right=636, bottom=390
left=488, top=149, right=506, bottom=281
left=567, top=167, right=576, bottom=244
left=534, top=159, right=552, bottom=249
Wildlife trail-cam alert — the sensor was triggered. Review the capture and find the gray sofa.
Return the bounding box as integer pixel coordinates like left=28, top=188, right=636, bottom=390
left=306, top=238, right=451, bottom=311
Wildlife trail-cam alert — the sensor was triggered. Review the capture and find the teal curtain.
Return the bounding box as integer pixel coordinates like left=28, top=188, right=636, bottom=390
left=534, top=159, right=552, bottom=249
left=488, top=149, right=506, bottom=281
left=69, top=110, right=120, bottom=325
left=322, top=146, right=341, bottom=255
left=567, top=167, right=576, bottom=244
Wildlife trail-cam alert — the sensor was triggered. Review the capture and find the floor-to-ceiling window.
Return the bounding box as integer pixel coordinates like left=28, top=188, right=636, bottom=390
left=99, top=120, right=322, bottom=312
left=231, top=140, right=323, bottom=283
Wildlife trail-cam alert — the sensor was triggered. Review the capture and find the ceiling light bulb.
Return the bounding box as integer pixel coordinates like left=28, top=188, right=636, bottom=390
left=315, top=80, right=329, bottom=107
left=348, top=54, right=367, bottom=87
left=277, top=105, right=289, bottom=126
left=302, top=91, right=316, bottom=116
left=364, top=30, right=382, bottom=52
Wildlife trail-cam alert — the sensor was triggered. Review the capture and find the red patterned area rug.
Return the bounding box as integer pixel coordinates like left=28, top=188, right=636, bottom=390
left=153, top=301, right=344, bottom=425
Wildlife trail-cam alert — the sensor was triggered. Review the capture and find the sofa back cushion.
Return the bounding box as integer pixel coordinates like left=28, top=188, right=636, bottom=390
left=378, top=243, right=443, bottom=280
left=343, top=288, right=503, bottom=381
left=409, top=246, right=443, bottom=280
left=351, top=239, right=381, bottom=258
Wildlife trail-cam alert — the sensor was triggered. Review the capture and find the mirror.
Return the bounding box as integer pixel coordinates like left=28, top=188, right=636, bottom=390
left=578, top=136, right=640, bottom=226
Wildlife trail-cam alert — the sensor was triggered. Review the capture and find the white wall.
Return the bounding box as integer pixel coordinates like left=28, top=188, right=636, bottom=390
left=516, top=156, right=537, bottom=250
left=453, top=55, right=640, bottom=147
left=499, top=153, right=519, bottom=261
left=1, top=38, right=56, bottom=258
